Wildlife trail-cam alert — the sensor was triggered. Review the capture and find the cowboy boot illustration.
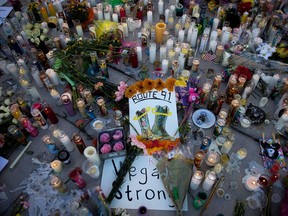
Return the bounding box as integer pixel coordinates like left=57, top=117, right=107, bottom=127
left=136, top=108, right=153, bottom=138
left=151, top=106, right=173, bottom=140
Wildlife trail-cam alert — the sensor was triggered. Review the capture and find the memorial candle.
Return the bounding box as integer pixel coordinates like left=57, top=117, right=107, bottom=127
left=136, top=46, right=142, bottom=62
left=190, top=26, right=198, bottom=48
left=58, top=130, right=75, bottom=152
left=155, top=22, right=166, bottom=44
left=31, top=108, right=48, bottom=130
left=147, top=11, right=153, bottom=24
left=162, top=59, right=168, bottom=74
left=112, top=13, right=118, bottom=22
left=244, top=176, right=259, bottom=191
left=84, top=146, right=101, bottom=166
left=149, top=42, right=156, bottom=64
left=275, top=110, right=288, bottom=131
left=190, top=170, right=204, bottom=190
left=46, top=68, right=60, bottom=86
left=202, top=171, right=217, bottom=191
left=51, top=160, right=62, bottom=172
left=194, top=150, right=205, bottom=169
left=158, top=0, right=164, bottom=14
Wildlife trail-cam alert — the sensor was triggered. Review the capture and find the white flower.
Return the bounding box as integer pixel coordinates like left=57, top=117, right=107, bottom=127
left=4, top=112, right=10, bottom=117
left=34, top=23, right=41, bottom=29
left=42, top=28, right=49, bottom=34
left=32, top=28, right=40, bottom=37
left=0, top=105, right=5, bottom=110
left=30, top=38, right=35, bottom=43
left=12, top=118, right=18, bottom=124
left=40, top=34, right=46, bottom=41
left=4, top=99, right=11, bottom=106
left=4, top=107, right=10, bottom=113
left=25, top=23, right=33, bottom=30
left=0, top=113, right=3, bottom=118
left=34, top=38, right=40, bottom=45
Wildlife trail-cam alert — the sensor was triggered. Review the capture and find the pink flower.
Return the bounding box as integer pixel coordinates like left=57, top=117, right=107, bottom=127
left=115, top=91, right=124, bottom=101
left=118, top=81, right=128, bottom=92
left=130, top=136, right=147, bottom=154
left=23, top=201, right=29, bottom=209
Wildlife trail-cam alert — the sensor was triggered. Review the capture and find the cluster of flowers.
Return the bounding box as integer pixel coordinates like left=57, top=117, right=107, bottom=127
left=23, top=23, right=49, bottom=45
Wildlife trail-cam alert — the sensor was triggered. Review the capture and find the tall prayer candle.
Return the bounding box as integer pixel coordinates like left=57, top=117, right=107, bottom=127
left=190, top=171, right=204, bottom=190
left=149, top=42, right=156, bottom=64
left=202, top=171, right=216, bottom=191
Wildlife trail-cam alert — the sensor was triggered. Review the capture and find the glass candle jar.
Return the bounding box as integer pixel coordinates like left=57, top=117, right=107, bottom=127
left=202, top=171, right=217, bottom=191
left=31, top=108, right=48, bottom=130
left=50, top=176, right=68, bottom=193
left=205, top=151, right=220, bottom=167
left=68, top=168, right=86, bottom=189
left=42, top=135, right=59, bottom=154
left=10, top=103, right=23, bottom=120
left=72, top=133, right=86, bottom=154
left=76, top=98, right=87, bottom=118
left=194, top=150, right=205, bottom=169
left=18, top=115, right=39, bottom=137
left=58, top=130, right=75, bottom=152
left=8, top=125, right=28, bottom=144
left=61, top=93, right=76, bottom=116
left=96, top=96, right=108, bottom=116
left=190, top=170, right=204, bottom=190
left=83, top=89, right=94, bottom=104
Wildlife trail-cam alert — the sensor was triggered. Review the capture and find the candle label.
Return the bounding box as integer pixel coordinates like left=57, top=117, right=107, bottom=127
left=46, top=143, right=59, bottom=154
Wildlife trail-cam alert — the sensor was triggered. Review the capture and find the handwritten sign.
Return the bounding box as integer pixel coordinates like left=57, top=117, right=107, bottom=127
left=129, top=88, right=179, bottom=138
left=101, top=156, right=188, bottom=211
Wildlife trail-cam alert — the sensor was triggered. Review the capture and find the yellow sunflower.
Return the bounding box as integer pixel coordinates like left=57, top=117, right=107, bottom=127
left=142, top=79, right=156, bottom=91
left=155, top=78, right=166, bottom=91
left=134, top=81, right=145, bottom=94
left=166, top=77, right=176, bottom=91
left=124, top=85, right=138, bottom=98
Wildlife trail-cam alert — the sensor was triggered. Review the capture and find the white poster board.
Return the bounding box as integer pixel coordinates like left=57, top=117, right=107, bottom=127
left=101, top=156, right=188, bottom=211
left=129, top=88, right=179, bottom=139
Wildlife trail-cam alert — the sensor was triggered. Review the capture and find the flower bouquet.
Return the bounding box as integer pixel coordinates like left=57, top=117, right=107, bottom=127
left=23, top=22, right=50, bottom=53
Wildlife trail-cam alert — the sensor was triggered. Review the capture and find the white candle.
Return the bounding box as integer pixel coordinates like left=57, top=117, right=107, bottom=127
left=275, top=111, right=288, bottom=131
left=27, top=85, right=41, bottom=100
left=136, top=46, right=142, bottom=62
left=162, top=59, right=168, bottom=74
left=58, top=130, right=75, bottom=152
left=76, top=25, right=84, bottom=37
left=202, top=171, right=217, bottom=191
left=31, top=66, right=44, bottom=88
left=50, top=88, right=61, bottom=101
left=147, top=11, right=153, bottom=24
left=193, top=4, right=199, bottom=16
left=122, top=23, right=128, bottom=37
left=187, top=26, right=193, bottom=43
left=104, top=11, right=111, bottom=21
left=165, top=9, right=169, bottom=23
left=159, top=45, right=167, bottom=62
left=149, top=43, right=156, bottom=64
left=199, top=34, right=208, bottom=53
left=158, top=0, right=164, bottom=15
left=221, top=139, right=233, bottom=154
left=7, top=63, right=19, bottom=78
left=17, top=58, right=29, bottom=74
left=209, top=40, right=217, bottom=53
left=190, top=171, right=204, bottom=190
left=125, top=3, right=130, bottom=15
left=210, top=31, right=218, bottom=41
left=84, top=146, right=101, bottom=166
left=212, top=18, right=219, bottom=31
left=9, top=141, right=32, bottom=169
left=58, top=18, right=64, bottom=31
left=87, top=165, right=100, bottom=179
left=59, top=34, right=67, bottom=48
left=168, top=16, right=174, bottom=30
left=244, top=176, right=259, bottom=191
left=51, top=160, right=62, bottom=172
left=0, top=60, right=9, bottom=74
left=205, top=152, right=219, bottom=167
left=252, top=28, right=260, bottom=39
left=178, top=52, right=185, bottom=71
left=221, top=30, right=230, bottom=45
left=97, top=10, right=103, bottom=20
left=112, top=13, right=118, bottom=22
left=46, top=69, right=60, bottom=85
left=190, top=26, right=198, bottom=48
left=166, top=38, right=174, bottom=53
left=178, top=29, right=185, bottom=43
left=89, top=26, right=97, bottom=39
left=254, top=37, right=263, bottom=48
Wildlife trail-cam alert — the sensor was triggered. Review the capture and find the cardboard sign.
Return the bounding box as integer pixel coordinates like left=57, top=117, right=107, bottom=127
left=129, top=88, right=179, bottom=139
left=101, top=156, right=188, bottom=211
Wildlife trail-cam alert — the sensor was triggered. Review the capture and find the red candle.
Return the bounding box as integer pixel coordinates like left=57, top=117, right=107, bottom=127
left=258, top=174, right=271, bottom=187
left=270, top=161, right=280, bottom=174
left=130, top=48, right=138, bottom=68
left=72, top=133, right=86, bottom=154
left=44, top=105, right=58, bottom=124
left=120, top=7, right=126, bottom=18
left=270, top=173, right=280, bottom=183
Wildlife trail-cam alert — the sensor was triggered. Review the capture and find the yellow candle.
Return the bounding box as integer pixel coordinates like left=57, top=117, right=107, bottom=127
left=155, top=22, right=166, bottom=44
left=51, top=160, right=62, bottom=172
left=41, top=6, right=49, bottom=22
left=48, top=2, right=56, bottom=16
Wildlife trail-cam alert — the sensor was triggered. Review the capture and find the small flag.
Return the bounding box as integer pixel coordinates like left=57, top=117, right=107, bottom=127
left=202, top=50, right=216, bottom=61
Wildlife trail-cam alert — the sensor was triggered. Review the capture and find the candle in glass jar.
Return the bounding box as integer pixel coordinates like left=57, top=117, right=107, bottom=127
left=236, top=148, right=247, bottom=160
left=10, top=103, right=23, bottom=120
left=0, top=60, right=9, bottom=74
left=72, top=133, right=86, bottom=154
left=212, top=73, right=222, bottom=90
left=190, top=26, right=198, bottom=48
left=58, top=130, right=75, bottom=152
left=192, top=58, right=200, bottom=72
left=44, top=104, right=58, bottom=124
left=61, top=93, right=76, bottom=116
left=147, top=11, right=153, bottom=24
left=51, top=160, right=62, bottom=172
left=18, top=115, right=39, bottom=137
left=244, top=176, right=259, bottom=191
left=76, top=98, right=87, bottom=118
left=214, top=45, right=224, bottom=63
left=83, top=89, right=94, bottom=104
left=190, top=170, right=204, bottom=190
left=49, top=124, right=60, bottom=139
left=31, top=108, right=48, bottom=129
left=213, top=163, right=223, bottom=175
left=42, top=135, right=59, bottom=154
left=31, top=66, right=44, bottom=88
left=202, top=171, right=217, bottom=191
left=6, top=63, right=19, bottom=78
left=221, top=30, right=230, bottom=45
left=46, top=69, right=60, bottom=86
left=205, top=151, right=220, bottom=167
left=194, top=150, right=205, bottom=169
left=50, top=176, right=68, bottom=193
left=96, top=96, right=108, bottom=116
left=136, top=46, right=142, bottom=62
left=149, top=42, right=156, bottom=64
left=221, top=134, right=235, bottom=154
